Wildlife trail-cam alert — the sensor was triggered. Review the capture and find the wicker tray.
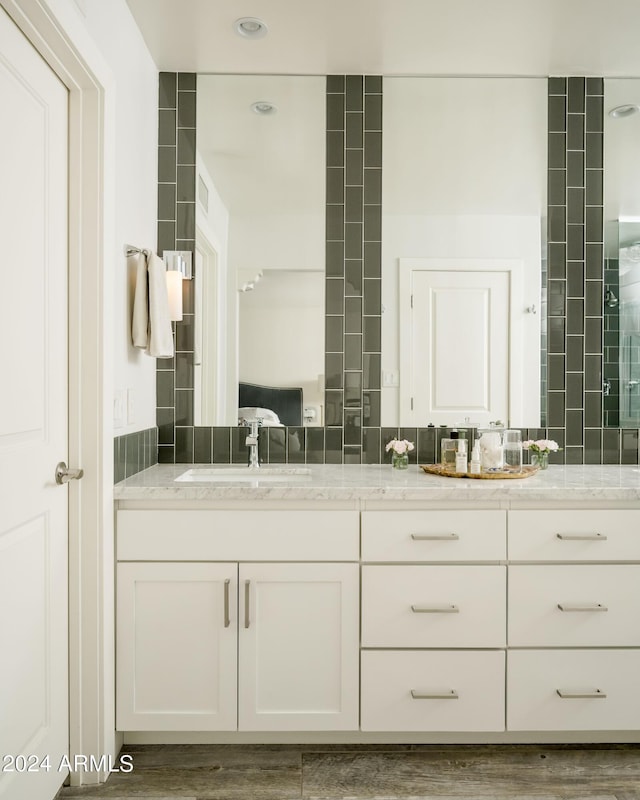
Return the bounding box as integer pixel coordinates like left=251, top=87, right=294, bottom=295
left=420, top=464, right=539, bottom=480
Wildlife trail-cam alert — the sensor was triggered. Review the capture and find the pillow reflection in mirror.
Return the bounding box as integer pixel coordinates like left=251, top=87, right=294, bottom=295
left=238, top=406, right=282, bottom=426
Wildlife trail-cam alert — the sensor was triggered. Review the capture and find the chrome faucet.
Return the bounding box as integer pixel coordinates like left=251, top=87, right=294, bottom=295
left=240, top=418, right=262, bottom=468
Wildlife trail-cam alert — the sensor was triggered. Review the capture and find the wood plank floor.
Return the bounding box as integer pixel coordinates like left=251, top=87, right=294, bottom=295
left=57, top=744, right=640, bottom=800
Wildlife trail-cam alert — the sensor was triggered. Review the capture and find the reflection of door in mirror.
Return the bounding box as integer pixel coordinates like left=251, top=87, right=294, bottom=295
left=399, top=259, right=533, bottom=427
left=194, top=229, right=220, bottom=426
left=195, top=75, right=326, bottom=427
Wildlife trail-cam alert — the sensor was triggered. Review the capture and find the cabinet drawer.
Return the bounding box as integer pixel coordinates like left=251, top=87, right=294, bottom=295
left=508, top=565, right=640, bottom=647
left=507, top=650, right=640, bottom=731
left=509, top=510, right=640, bottom=561
left=361, top=650, right=505, bottom=731
left=117, top=510, right=359, bottom=561
left=362, top=565, right=506, bottom=647
left=362, top=511, right=506, bottom=562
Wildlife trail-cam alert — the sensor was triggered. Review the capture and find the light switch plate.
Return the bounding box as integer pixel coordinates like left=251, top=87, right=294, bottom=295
left=113, top=390, right=125, bottom=428
left=382, top=370, right=400, bottom=388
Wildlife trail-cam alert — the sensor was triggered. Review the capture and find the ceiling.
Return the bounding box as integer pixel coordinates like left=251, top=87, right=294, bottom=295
left=125, top=0, right=640, bottom=77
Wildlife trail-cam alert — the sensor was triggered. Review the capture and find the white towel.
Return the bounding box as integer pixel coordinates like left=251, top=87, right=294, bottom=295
left=131, top=251, right=149, bottom=349
left=130, top=250, right=174, bottom=359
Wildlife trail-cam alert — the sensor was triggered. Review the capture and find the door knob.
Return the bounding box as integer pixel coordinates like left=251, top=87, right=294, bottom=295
left=55, top=462, right=84, bottom=485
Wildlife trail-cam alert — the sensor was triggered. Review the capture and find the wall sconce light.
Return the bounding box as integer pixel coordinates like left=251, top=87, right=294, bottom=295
left=163, top=250, right=193, bottom=280
left=166, top=270, right=183, bottom=321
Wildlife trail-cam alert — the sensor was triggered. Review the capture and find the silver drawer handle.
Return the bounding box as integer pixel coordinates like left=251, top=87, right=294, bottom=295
left=223, top=579, right=231, bottom=628
left=556, top=533, right=607, bottom=541
left=411, top=533, right=460, bottom=541
left=411, top=604, right=459, bottom=613
left=556, top=688, right=607, bottom=699
left=411, top=689, right=459, bottom=700
left=557, top=603, right=608, bottom=612
left=244, top=580, right=250, bottom=629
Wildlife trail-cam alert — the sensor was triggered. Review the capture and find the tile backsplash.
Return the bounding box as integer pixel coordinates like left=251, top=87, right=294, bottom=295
left=114, top=427, right=158, bottom=482
left=149, top=73, right=640, bottom=468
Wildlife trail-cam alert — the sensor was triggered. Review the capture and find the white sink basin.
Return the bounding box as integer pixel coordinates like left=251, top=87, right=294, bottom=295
left=175, top=466, right=312, bottom=483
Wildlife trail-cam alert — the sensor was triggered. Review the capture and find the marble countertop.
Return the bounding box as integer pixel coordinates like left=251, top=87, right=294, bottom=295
left=113, top=463, right=640, bottom=503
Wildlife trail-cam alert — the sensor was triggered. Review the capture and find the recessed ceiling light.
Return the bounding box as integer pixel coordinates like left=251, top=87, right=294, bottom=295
left=608, top=104, right=640, bottom=118
left=251, top=101, right=277, bottom=115
left=233, top=17, right=268, bottom=39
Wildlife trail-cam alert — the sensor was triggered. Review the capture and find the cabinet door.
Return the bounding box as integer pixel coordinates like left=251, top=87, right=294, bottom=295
left=117, top=562, right=237, bottom=731
left=238, top=563, right=359, bottom=731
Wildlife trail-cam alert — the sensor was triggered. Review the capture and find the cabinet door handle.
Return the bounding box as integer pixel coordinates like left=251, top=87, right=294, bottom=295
left=411, top=689, right=459, bottom=700
left=223, top=579, right=231, bottom=628
left=411, top=604, right=460, bottom=613
left=556, top=688, right=607, bottom=699
left=556, top=533, right=607, bottom=541
left=411, top=533, right=459, bottom=541
left=244, top=580, right=250, bottom=629
left=557, top=603, right=608, bottom=612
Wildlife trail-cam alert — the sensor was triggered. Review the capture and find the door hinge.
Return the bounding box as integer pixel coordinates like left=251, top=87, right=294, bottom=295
left=411, top=397, right=414, bottom=410
left=410, top=294, right=414, bottom=309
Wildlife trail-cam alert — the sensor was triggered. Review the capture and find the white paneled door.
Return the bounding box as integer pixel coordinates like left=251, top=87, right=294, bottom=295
left=399, top=259, right=527, bottom=427
left=409, top=269, right=509, bottom=426
left=0, top=8, right=69, bottom=800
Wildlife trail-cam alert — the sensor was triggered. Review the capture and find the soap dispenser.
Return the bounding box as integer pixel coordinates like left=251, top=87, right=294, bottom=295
left=470, top=441, right=482, bottom=474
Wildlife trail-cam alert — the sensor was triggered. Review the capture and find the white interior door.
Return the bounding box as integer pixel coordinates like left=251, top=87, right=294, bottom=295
left=400, top=260, right=521, bottom=427
left=0, top=8, right=69, bottom=800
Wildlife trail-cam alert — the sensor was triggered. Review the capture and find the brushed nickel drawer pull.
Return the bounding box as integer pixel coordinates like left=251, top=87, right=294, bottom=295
left=411, top=689, right=459, bottom=700
left=411, top=604, right=460, bottom=613
left=557, top=603, right=608, bottom=612
left=411, top=533, right=460, bottom=541
left=556, top=688, right=607, bottom=699
left=223, top=579, right=231, bottom=628
left=244, top=580, right=250, bottom=629
left=556, top=533, right=607, bottom=541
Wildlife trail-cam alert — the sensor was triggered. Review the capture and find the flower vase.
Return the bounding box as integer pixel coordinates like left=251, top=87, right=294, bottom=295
left=531, top=452, right=549, bottom=470
left=392, top=452, right=409, bottom=470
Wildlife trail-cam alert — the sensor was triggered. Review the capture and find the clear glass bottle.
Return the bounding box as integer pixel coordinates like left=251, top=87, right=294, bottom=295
left=503, top=429, right=523, bottom=473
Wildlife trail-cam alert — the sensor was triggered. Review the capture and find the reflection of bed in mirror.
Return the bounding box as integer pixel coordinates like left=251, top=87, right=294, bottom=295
left=238, top=382, right=303, bottom=427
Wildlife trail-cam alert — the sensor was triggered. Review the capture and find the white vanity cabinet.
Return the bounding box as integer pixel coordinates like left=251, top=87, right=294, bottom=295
left=360, top=509, right=508, bottom=732
left=115, top=509, right=360, bottom=732
left=113, top=466, right=640, bottom=742
left=506, top=509, right=640, bottom=732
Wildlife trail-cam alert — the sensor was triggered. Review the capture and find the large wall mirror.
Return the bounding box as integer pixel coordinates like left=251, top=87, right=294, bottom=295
left=191, top=74, right=548, bottom=432
left=195, top=74, right=326, bottom=427
left=604, top=78, right=640, bottom=428
left=381, top=77, right=547, bottom=429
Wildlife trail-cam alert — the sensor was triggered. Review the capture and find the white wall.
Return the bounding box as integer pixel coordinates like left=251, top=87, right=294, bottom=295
left=80, top=0, right=159, bottom=434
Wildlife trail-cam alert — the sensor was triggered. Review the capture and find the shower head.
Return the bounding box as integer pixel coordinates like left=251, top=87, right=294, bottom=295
left=605, top=287, right=619, bottom=308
